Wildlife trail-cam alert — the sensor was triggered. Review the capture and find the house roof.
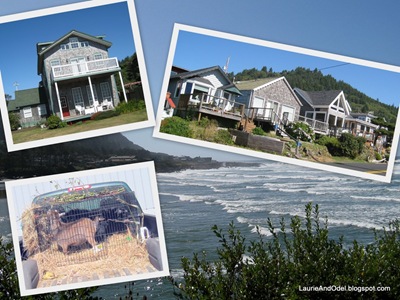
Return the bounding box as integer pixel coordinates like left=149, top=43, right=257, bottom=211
left=171, top=65, right=242, bottom=95
left=37, top=30, right=113, bottom=75
left=7, top=88, right=45, bottom=111
left=234, top=77, right=281, bottom=90
left=294, top=88, right=343, bottom=106
left=235, top=77, right=302, bottom=106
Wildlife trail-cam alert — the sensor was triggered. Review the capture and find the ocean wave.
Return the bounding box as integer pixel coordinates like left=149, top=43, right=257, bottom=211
left=250, top=225, right=277, bottom=237
left=350, top=195, right=400, bottom=202
left=327, top=218, right=381, bottom=230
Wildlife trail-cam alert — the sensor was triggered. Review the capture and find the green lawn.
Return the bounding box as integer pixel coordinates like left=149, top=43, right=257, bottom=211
left=12, top=109, right=148, bottom=144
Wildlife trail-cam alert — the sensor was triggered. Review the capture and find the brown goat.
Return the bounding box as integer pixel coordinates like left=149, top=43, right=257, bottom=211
left=47, top=210, right=100, bottom=254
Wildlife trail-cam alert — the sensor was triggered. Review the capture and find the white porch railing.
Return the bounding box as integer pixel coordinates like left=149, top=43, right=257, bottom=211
left=250, top=107, right=330, bottom=134
left=51, top=57, right=120, bottom=80
left=188, top=93, right=245, bottom=118
left=297, top=115, right=329, bottom=134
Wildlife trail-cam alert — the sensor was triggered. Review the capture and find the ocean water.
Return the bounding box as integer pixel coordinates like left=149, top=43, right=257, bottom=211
left=1, top=158, right=400, bottom=298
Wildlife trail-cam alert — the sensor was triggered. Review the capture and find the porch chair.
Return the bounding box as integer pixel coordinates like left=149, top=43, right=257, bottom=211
left=93, top=100, right=103, bottom=112
left=102, top=98, right=114, bottom=110
left=75, top=105, right=85, bottom=115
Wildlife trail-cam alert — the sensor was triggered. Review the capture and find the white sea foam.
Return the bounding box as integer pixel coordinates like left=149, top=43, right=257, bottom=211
left=350, top=195, right=400, bottom=202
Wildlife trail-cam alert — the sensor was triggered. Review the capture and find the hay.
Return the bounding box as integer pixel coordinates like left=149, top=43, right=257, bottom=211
left=21, top=204, right=50, bottom=255
left=32, top=232, right=153, bottom=286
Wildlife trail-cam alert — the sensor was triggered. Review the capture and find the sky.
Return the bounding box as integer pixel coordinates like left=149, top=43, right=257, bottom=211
left=172, top=30, right=400, bottom=107
left=0, top=1, right=136, bottom=98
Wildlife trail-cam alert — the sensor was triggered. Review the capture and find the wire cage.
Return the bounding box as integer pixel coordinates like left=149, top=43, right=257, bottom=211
left=23, top=186, right=147, bottom=267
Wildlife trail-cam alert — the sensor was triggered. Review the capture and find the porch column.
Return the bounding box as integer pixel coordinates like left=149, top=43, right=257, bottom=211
left=88, top=76, right=95, bottom=106
left=54, top=82, right=63, bottom=121
left=118, top=71, right=128, bottom=103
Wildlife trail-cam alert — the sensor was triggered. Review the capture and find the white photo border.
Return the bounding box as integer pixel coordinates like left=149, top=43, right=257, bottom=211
left=153, top=23, right=400, bottom=183
left=0, top=0, right=155, bottom=152
left=5, top=161, right=169, bottom=296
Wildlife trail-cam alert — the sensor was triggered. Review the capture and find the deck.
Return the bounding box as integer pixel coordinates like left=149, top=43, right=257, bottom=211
left=178, top=94, right=244, bottom=121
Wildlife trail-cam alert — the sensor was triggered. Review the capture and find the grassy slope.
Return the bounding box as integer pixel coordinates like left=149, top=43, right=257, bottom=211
left=12, top=109, right=148, bottom=144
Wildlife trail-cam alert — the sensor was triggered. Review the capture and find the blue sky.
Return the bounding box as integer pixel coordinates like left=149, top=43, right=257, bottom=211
left=0, top=1, right=135, bottom=98
left=173, top=30, right=400, bottom=107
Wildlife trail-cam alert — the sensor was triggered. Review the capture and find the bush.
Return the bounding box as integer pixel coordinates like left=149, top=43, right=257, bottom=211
left=316, top=135, right=342, bottom=156
left=252, top=126, right=267, bottom=136
left=173, top=203, right=400, bottom=299
left=339, top=133, right=366, bottom=159
left=115, top=100, right=146, bottom=114
left=160, top=116, right=192, bottom=137
left=285, top=121, right=315, bottom=142
left=90, top=110, right=120, bottom=121
left=213, top=129, right=234, bottom=145
left=46, top=115, right=67, bottom=129
left=8, top=112, right=20, bottom=130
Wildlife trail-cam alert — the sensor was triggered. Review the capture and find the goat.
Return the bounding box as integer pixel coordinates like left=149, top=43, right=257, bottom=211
left=47, top=210, right=101, bottom=254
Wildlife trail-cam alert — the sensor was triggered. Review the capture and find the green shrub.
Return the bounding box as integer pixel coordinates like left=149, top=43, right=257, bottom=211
left=46, top=115, right=66, bottom=129
left=198, top=116, right=216, bottom=128
left=375, top=152, right=382, bottom=160
left=115, top=100, right=146, bottom=114
left=90, top=110, right=120, bottom=120
left=285, top=121, right=315, bottom=142
left=173, top=203, right=400, bottom=299
left=160, top=116, right=192, bottom=137
left=252, top=126, right=267, bottom=136
left=316, top=135, right=341, bottom=156
left=213, top=129, right=234, bottom=145
left=339, top=133, right=365, bottom=159
left=8, top=112, right=20, bottom=130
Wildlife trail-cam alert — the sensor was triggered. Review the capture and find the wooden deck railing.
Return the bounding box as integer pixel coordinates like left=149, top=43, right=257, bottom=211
left=186, top=93, right=245, bottom=119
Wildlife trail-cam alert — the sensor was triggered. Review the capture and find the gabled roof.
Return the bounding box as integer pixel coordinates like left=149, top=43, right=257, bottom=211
left=235, top=77, right=302, bottom=106
left=37, top=30, right=112, bottom=75
left=170, top=65, right=242, bottom=95
left=294, top=88, right=343, bottom=107
left=7, top=88, right=46, bottom=111
left=170, top=65, right=228, bottom=81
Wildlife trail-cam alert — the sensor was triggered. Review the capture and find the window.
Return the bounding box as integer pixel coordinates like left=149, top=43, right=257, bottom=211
left=86, top=85, right=98, bottom=105
left=38, top=104, right=47, bottom=116
left=23, top=107, right=32, bottom=118
left=174, top=86, right=181, bottom=98
left=50, top=59, right=60, bottom=66
left=60, top=38, right=89, bottom=50
left=72, top=87, right=84, bottom=106
left=100, top=82, right=112, bottom=100
left=94, top=53, right=103, bottom=60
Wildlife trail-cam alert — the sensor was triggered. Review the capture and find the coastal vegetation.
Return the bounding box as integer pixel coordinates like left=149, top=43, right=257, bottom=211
left=172, top=203, right=400, bottom=299
left=160, top=116, right=234, bottom=146
left=160, top=116, right=384, bottom=162
left=1, top=203, right=399, bottom=299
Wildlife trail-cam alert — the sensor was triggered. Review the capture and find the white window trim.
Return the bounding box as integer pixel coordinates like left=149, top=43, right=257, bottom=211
left=72, top=87, right=84, bottom=106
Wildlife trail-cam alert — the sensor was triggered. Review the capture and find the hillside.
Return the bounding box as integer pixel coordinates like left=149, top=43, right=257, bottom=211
left=0, top=131, right=258, bottom=180
left=230, top=67, right=398, bottom=123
